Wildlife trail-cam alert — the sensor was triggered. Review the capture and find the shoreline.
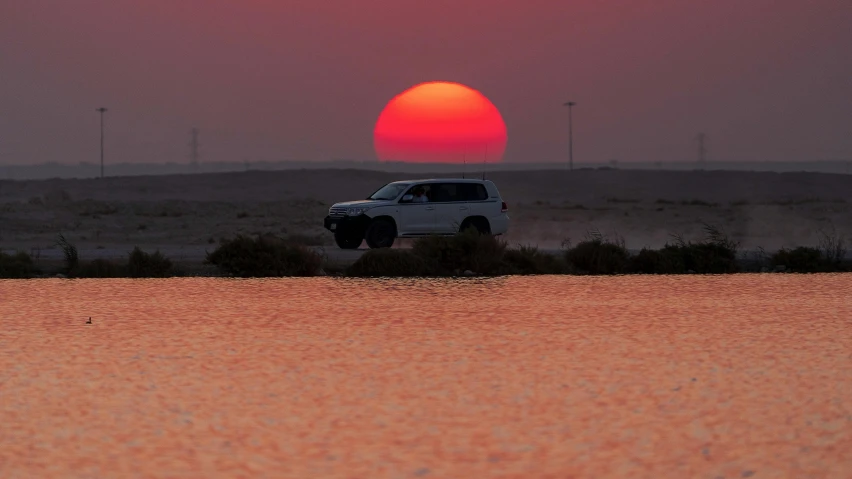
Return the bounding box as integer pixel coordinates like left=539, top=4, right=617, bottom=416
left=3, top=236, right=849, bottom=279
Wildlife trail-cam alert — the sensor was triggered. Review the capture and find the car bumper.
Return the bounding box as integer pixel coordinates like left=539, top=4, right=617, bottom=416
left=489, top=214, right=510, bottom=235
left=324, top=215, right=370, bottom=234
left=324, top=215, right=340, bottom=232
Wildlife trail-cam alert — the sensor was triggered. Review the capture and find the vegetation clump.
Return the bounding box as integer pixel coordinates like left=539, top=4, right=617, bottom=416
left=126, top=247, right=174, bottom=278
left=564, top=230, right=629, bottom=275
left=206, top=234, right=322, bottom=277
left=411, top=229, right=507, bottom=276
left=3, top=223, right=848, bottom=279
left=68, top=248, right=176, bottom=278
left=0, top=250, right=36, bottom=279
left=560, top=224, right=739, bottom=275
left=74, top=259, right=127, bottom=278
left=654, top=224, right=740, bottom=274
left=501, top=245, right=568, bottom=275
left=56, top=233, right=79, bottom=275
left=627, top=248, right=681, bottom=274
left=770, top=231, right=850, bottom=273
left=771, top=247, right=828, bottom=273
left=348, top=234, right=567, bottom=278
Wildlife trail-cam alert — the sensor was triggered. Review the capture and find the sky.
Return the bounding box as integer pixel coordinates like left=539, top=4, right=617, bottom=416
left=2, top=0, right=851, bottom=165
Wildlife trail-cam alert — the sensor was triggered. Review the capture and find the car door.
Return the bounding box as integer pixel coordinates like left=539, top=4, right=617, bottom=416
left=397, top=185, right=436, bottom=235
left=430, top=183, right=467, bottom=233
left=465, top=182, right=492, bottom=219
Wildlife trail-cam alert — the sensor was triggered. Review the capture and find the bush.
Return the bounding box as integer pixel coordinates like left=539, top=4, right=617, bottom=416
left=0, top=251, right=36, bottom=279
left=126, top=247, right=175, bottom=278
left=564, top=231, right=629, bottom=275
left=768, top=230, right=849, bottom=273
left=411, top=229, right=507, bottom=275
left=770, top=246, right=851, bottom=273
left=817, top=229, right=848, bottom=265
left=501, top=245, right=567, bottom=275
left=56, top=233, right=79, bottom=274
left=75, top=259, right=127, bottom=278
left=627, top=248, right=680, bottom=274
left=658, top=224, right=739, bottom=274
left=348, top=249, right=428, bottom=277
left=658, top=243, right=737, bottom=274
left=771, top=247, right=825, bottom=273
left=206, top=234, right=323, bottom=277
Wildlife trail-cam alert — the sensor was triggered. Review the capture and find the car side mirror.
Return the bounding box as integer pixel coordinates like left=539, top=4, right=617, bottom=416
left=400, top=194, right=413, bottom=202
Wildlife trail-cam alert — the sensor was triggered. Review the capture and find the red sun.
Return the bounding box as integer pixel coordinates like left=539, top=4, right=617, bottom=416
left=374, top=81, right=508, bottom=163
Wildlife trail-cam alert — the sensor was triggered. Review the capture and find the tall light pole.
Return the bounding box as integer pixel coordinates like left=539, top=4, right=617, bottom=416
left=563, top=101, right=576, bottom=171
left=96, top=107, right=107, bottom=178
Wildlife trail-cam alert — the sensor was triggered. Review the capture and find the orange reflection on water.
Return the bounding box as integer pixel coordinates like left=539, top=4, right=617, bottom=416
left=1, top=275, right=851, bottom=477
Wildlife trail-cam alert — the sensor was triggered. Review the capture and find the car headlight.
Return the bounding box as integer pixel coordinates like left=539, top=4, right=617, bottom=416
left=348, top=206, right=372, bottom=216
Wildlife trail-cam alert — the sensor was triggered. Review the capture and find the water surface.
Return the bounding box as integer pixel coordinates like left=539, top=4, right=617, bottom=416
left=1, top=275, right=851, bottom=478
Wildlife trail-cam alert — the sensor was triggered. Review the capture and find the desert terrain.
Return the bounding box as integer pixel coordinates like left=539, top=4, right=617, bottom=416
left=1, top=168, right=851, bottom=264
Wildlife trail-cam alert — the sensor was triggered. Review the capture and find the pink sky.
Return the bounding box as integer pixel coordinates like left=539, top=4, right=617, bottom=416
left=2, top=0, right=851, bottom=165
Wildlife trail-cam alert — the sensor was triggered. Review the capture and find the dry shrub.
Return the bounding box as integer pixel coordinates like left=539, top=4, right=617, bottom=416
left=564, top=230, right=629, bottom=275
left=411, top=229, right=507, bottom=275
left=126, top=247, right=174, bottom=278
left=502, top=245, right=567, bottom=275
left=627, top=248, right=681, bottom=274
left=75, top=259, right=127, bottom=278
left=206, top=234, right=322, bottom=277
left=0, top=250, right=36, bottom=278
left=658, top=224, right=739, bottom=274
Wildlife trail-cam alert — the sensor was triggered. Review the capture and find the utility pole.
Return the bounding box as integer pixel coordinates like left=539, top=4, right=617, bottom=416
left=697, top=132, right=707, bottom=167
left=189, top=127, right=200, bottom=170
left=563, top=101, right=577, bottom=171
left=96, top=107, right=108, bottom=178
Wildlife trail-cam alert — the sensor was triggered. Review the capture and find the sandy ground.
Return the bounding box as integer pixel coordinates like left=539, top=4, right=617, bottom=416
left=1, top=168, right=851, bottom=264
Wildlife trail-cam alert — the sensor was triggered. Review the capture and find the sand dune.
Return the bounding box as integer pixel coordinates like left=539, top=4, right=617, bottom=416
left=1, top=169, right=850, bottom=260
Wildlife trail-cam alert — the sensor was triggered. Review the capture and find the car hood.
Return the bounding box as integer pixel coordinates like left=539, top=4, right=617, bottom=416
left=332, top=199, right=393, bottom=208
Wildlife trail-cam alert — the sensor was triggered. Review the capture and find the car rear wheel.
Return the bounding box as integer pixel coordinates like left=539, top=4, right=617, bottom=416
left=459, top=217, right=491, bottom=235
left=334, top=230, right=362, bottom=249
left=365, top=218, right=396, bottom=249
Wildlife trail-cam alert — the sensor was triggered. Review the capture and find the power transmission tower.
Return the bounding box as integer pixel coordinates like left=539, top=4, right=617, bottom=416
left=563, top=101, right=577, bottom=171
left=189, top=127, right=200, bottom=170
left=696, top=133, right=707, bottom=167
left=96, top=107, right=108, bottom=178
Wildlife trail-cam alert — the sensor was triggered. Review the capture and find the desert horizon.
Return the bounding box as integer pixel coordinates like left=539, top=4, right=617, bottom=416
left=2, top=159, right=852, bottom=181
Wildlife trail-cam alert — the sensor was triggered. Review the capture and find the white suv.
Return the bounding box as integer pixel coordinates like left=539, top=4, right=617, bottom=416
left=323, top=178, right=510, bottom=249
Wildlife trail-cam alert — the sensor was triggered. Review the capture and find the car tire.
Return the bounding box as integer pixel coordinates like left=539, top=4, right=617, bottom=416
left=365, top=218, right=396, bottom=249
left=460, top=217, right=491, bottom=235
left=334, top=230, right=362, bottom=249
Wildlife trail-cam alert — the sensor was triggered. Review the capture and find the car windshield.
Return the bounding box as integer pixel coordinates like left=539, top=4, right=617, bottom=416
left=367, top=183, right=410, bottom=200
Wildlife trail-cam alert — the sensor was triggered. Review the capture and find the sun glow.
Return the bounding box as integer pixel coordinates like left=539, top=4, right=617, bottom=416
left=374, top=81, right=508, bottom=163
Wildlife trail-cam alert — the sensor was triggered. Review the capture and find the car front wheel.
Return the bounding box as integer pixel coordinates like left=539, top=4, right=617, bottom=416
left=365, top=218, right=396, bottom=249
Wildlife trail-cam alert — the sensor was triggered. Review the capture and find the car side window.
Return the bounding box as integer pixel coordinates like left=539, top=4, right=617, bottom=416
left=399, top=184, right=431, bottom=203
left=461, top=183, right=488, bottom=201
left=430, top=183, right=467, bottom=203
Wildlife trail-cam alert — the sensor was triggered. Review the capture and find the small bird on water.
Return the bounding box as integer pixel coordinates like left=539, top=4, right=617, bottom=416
left=86, top=317, right=92, bottom=324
